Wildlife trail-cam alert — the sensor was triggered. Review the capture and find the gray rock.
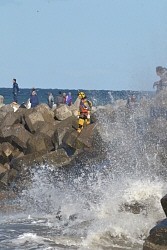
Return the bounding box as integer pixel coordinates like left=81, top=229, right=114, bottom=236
left=24, top=110, right=45, bottom=133
left=54, top=104, right=72, bottom=121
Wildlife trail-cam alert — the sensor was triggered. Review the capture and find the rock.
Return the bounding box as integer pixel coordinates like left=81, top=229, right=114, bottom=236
left=38, top=121, right=59, bottom=140
left=0, top=164, right=8, bottom=175
left=26, top=133, right=54, bottom=154
left=143, top=219, right=167, bottom=250
left=1, top=142, right=14, bottom=157
left=8, top=168, right=18, bottom=184
left=0, top=111, right=20, bottom=128
left=54, top=116, right=78, bottom=147
left=161, top=195, right=167, bottom=217
left=35, top=104, right=55, bottom=122
left=69, top=104, right=79, bottom=117
left=42, top=148, right=71, bottom=167
left=3, top=163, right=10, bottom=170
left=63, top=123, right=97, bottom=150
left=0, top=126, right=13, bottom=143
left=0, top=171, right=8, bottom=188
left=0, top=105, right=14, bottom=124
left=11, top=124, right=32, bottom=151
left=10, top=151, right=45, bottom=170
left=0, top=104, right=14, bottom=113
left=24, top=110, right=45, bottom=133
left=54, top=104, right=72, bottom=121
left=0, top=95, right=5, bottom=109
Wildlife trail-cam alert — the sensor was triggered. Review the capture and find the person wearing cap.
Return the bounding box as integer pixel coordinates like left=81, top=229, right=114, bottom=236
left=77, top=93, right=92, bottom=133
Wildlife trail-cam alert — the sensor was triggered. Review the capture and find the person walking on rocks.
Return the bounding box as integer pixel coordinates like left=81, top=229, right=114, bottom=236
left=12, top=78, right=19, bottom=103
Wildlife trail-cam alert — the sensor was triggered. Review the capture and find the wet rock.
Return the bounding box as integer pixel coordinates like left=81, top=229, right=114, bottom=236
left=161, top=195, right=167, bottom=217
left=120, top=202, right=146, bottom=214
left=42, top=148, right=71, bottom=167
left=54, top=104, right=72, bottom=121
left=143, top=219, right=167, bottom=250
left=24, top=109, right=45, bottom=133
left=63, top=123, right=97, bottom=150
left=8, top=168, right=18, bottom=184
left=10, top=151, right=45, bottom=170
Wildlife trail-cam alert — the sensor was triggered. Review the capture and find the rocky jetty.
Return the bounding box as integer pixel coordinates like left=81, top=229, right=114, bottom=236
left=143, top=194, right=167, bottom=250
left=0, top=100, right=108, bottom=190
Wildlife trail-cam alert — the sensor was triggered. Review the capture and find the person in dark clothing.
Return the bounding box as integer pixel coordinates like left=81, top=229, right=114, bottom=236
left=12, top=78, right=19, bottom=103
left=55, top=91, right=64, bottom=106
left=30, top=90, right=39, bottom=108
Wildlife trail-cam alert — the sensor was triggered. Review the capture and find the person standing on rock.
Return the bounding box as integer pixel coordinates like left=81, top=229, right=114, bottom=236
left=66, top=92, right=72, bottom=106
left=47, top=92, right=54, bottom=108
left=55, top=91, right=64, bottom=106
left=12, top=78, right=19, bottom=103
left=77, top=92, right=92, bottom=133
left=30, top=90, right=39, bottom=108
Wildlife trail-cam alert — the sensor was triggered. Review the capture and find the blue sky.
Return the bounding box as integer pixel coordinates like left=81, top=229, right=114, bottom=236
left=0, top=0, right=167, bottom=90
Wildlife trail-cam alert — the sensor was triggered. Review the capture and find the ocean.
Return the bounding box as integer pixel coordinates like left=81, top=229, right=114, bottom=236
left=0, top=88, right=165, bottom=250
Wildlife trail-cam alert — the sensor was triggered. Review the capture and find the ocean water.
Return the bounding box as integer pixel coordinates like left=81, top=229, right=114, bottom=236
left=0, top=87, right=151, bottom=106
left=0, top=88, right=165, bottom=250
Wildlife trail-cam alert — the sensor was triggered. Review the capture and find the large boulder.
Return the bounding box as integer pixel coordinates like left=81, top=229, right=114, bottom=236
left=143, top=219, right=167, bottom=250
left=161, top=195, right=167, bottom=217
left=11, top=124, right=32, bottom=151
left=24, top=109, right=45, bottom=133
left=10, top=151, right=45, bottom=170
left=63, top=123, right=97, bottom=150
left=54, top=104, right=72, bottom=121
left=42, top=148, right=71, bottom=167
left=0, top=104, right=14, bottom=123
left=0, top=111, right=20, bottom=128
left=35, top=104, right=55, bottom=122
left=54, top=116, right=78, bottom=147
left=26, top=133, right=54, bottom=154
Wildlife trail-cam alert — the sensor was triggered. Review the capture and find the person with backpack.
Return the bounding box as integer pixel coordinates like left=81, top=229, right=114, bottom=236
left=77, top=92, right=92, bottom=133
left=12, top=78, right=19, bottom=103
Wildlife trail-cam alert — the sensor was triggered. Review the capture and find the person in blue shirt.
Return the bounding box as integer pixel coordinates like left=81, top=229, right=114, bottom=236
left=30, top=90, right=39, bottom=108
left=12, top=78, right=19, bottom=103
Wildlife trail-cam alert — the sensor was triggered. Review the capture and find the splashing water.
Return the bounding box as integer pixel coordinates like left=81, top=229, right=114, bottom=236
left=0, top=101, right=167, bottom=250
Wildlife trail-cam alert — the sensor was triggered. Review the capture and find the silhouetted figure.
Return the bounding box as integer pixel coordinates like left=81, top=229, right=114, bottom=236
left=12, top=78, right=19, bottom=103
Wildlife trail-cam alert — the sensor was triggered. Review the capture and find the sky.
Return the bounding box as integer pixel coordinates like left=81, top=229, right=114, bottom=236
left=0, top=0, right=167, bottom=91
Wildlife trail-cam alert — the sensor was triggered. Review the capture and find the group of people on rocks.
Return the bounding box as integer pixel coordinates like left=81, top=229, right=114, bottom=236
left=12, top=78, right=92, bottom=133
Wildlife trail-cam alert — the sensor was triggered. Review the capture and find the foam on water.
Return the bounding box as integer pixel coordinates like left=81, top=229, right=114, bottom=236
left=1, top=96, right=167, bottom=249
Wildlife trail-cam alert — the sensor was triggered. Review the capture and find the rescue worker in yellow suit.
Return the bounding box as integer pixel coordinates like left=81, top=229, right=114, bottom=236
left=77, top=92, right=92, bottom=133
